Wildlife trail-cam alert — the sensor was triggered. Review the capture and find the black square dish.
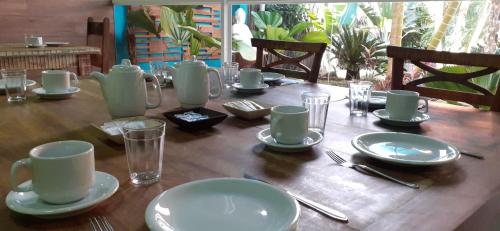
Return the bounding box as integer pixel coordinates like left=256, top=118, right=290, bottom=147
left=163, top=108, right=228, bottom=130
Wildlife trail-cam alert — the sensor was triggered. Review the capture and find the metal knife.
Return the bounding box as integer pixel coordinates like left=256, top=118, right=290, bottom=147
left=243, top=174, right=349, bottom=222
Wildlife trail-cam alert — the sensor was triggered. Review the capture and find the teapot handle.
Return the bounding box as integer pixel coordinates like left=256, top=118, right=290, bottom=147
left=208, top=67, right=223, bottom=99
left=144, top=72, right=162, bottom=109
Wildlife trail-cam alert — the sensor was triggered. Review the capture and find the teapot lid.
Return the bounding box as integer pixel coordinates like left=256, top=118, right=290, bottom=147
left=111, top=59, right=141, bottom=72
left=174, top=56, right=206, bottom=67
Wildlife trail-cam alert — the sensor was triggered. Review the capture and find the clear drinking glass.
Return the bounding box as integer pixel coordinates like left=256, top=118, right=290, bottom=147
left=302, top=92, right=331, bottom=134
left=222, top=62, right=239, bottom=88
left=122, top=119, right=166, bottom=186
left=1, top=69, right=27, bottom=103
left=349, top=81, right=372, bottom=116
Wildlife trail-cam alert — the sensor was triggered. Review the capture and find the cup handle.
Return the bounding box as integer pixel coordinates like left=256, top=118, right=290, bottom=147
left=144, top=72, right=162, bottom=109
left=10, top=158, right=33, bottom=192
left=208, top=67, right=223, bottom=99
left=69, top=72, right=79, bottom=88
left=418, top=97, right=429, bottom=113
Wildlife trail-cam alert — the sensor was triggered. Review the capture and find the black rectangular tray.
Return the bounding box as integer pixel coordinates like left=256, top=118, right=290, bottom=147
left=163, top=107, right=228, bottom=130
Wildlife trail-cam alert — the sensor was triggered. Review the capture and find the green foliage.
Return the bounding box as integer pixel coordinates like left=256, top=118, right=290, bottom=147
left=359, top=4, right=381, bottom=27
left=251, top=11, right=282, bottom=31
left=264, top=4, right=308, bottom=30
left=250, top=11, right=329, bottom=44
left=126, top=9, right=161, bottom=37
left=425, top=66, right=500, bottom=95
left=128, top=5, right=221, bottom=58
left=402, top=3, right=434, bottom=48
left=232, top=40, right=256, bottom=61
left=329, top=26, right=386, bottom=79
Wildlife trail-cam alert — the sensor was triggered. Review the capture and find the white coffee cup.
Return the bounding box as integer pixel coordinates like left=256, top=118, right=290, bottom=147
left=271, top=106, right=309, bottom=145
left=239, top=68, right=263, bottom=88
left=27, top=36, right=43, bottom=46
left=10, top=140, right=95, bottom=204
left=386, top=90, right=429, bottom=120
left=42, top=70, right=78, bottom=93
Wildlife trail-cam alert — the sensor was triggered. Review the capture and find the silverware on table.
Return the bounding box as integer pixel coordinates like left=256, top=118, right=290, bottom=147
left=326, top=150, right=420, bottom=189
left=243, top=173, right=348, bottom=222
left=89, top=216, right=114, bottom=231
left=460, top=151, right=484, bottom=159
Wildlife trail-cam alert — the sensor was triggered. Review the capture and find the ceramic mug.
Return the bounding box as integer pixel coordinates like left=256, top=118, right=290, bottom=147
left=42, top=70, right=78, bottom=93
left=27, top=36, right=43, bottom=46
left=10, top=140, right=95, bottom=204
left=271, top=106, right=309, bottom=145
left=386, top=90, right=428, bottom=120
left=239, top=68, right=263, bottom=88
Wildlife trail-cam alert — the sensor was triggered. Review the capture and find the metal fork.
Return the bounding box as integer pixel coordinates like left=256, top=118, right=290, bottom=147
left=326, top=150, right=420, bottom=189
left=89, top=216, right=114, bottom=231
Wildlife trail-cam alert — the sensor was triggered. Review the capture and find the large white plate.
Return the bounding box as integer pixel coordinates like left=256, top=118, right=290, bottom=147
left=145, top=178, right=300, bottom=231
left=5, top=171, right=119, bottom=218
left=351, top=132, right=460, bottom=166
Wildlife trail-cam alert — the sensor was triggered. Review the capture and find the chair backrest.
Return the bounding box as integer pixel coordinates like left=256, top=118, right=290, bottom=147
left=387, top=46, right=500, bottom=111
left=251, top=38, right=327, bottom=83
left=87, top=17, right=111, bottom=74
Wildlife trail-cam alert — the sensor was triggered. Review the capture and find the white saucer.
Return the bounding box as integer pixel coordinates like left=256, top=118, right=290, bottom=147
left=5, top=171, right=119, bottom=218
left=32, top=87, right=80, bottom=99
left=262, top=72, right=285, bottom=82
left=0, top=79, right=36, bottom=90
left=257, top=128, right=323, bottom=152
left=145, top=178, right=300, bottom=231
left=352, top=132, right=460, bottom=166
left=233, top=83, right=269, bottom=93
left=373, top=109, right=430, bottom=127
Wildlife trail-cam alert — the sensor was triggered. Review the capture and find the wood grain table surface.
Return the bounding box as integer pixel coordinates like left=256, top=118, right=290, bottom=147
left=0, top=79, right=499, bottom=231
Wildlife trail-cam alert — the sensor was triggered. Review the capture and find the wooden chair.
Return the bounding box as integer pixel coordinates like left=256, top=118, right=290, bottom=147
left=87, top=17, right=111, bottom=74
left=387, top=46, right=500, bottom=111
left=251, top=38, right=327, bottom=83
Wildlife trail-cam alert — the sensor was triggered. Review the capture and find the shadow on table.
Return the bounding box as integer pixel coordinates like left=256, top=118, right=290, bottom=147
left=223, top=116, right=269, bottom=129
left=250, top=143, right=320, bottom=180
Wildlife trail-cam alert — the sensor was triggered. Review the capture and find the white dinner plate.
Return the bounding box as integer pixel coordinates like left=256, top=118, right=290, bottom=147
left=145, top=178, right=300, bottom=231
left=373, top=109, right=430, bottom=127
left=5, top=171, right=119, bottom=218
left=232, top=83, right=269, bottom=93
left=352, top=132, right=460, bottom=166
left=257, top=128, right=323, bottom=152
left=262, top=72, right=285, bottom=82
left=0, top=79, right=36, bottom=90
left=32, top=87, right=80, bottom=99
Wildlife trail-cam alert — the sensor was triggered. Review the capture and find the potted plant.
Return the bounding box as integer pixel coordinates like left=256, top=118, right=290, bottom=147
left=329, top=26, right=386, bottom=80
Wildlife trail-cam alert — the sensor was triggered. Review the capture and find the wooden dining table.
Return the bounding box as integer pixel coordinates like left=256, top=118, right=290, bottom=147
left=0, top=79, right=499, bottom=231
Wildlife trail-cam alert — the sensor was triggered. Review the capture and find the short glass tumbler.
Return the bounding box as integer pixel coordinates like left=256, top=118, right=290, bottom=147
left=302, top=92, right=331, bottom=134
left=1, top=69, right=27, bottom=103
left=222, top=62, right=239, bottom=87
left=122, top=119, right=166, bottom=186
left=349, top=81, right=372, bottom=116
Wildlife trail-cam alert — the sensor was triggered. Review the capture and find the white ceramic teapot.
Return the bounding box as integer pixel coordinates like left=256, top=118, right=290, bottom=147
left=169, top=56, right=223, bottom=108
left=91, top=59, right=162, bottom=118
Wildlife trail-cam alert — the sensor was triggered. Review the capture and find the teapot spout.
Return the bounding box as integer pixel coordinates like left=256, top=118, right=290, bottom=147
left=90, top=71, right=106, bottom=85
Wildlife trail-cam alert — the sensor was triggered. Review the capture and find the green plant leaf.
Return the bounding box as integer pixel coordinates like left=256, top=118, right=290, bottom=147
left=299, top=31, right=330, bottom=44
left=289, top=22, right=314, bottom=37
left=266, top=26, right=293, bottom=41
left=160, top=7, right=191, bottom=45
left=251, top=11, right=282, bottom=31
left=190, top=36, right=200, bottom=56
left=178, top=25, right=221, bottom=48
left=233, top=40, right=256, bottom=61
left=127, top=9, right=161, bottom=37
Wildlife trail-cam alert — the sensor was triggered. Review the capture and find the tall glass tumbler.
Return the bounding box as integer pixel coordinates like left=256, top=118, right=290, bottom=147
left=1, top=69, right=27, bottom=103
left=302, top=92, right=331, bottom=134
left=349, top=81, right=372, bottom=116
left=122, top=119, right=166, bottom=186
left=222, top=62, right=239, bottom=88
